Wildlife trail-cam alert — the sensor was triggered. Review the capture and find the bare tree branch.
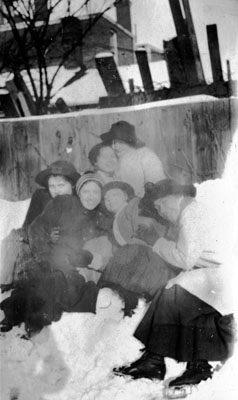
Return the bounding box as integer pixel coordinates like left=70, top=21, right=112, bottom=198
left=0, top=0, right=122, bottom=114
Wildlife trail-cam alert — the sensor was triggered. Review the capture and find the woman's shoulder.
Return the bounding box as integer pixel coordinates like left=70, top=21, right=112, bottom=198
left=126, top=197, right=140, bottom=211
left=51, top=194, right=80, bottom=205
left=31, top=187, right=50, bottom=200
left=44, top=194, right=81, bottom=215
left=137, top=146, right=159, bottom=158
left=118, top=197, right=140, bottom=221
left=180, top=198, right=209, bottom=226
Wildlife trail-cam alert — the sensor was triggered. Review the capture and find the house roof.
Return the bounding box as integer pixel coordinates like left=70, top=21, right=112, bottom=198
left=136, top=43, right=164, bottom=55
left=0, top=60, right=170, bottom=107
left=50, top=60, right=170, bottom=106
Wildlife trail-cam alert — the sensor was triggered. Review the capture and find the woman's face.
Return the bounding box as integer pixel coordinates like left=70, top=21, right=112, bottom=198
left=112, top=140, right=131, bottom=158
left=48, top=175, right=73, bottom=198
left=95, top=146, right=117, bottom=173
left=153, top=195, right=181, bottom=223
left=104, top=188, right=128, bottom=214
left=79, top=181, right=102, bottom=210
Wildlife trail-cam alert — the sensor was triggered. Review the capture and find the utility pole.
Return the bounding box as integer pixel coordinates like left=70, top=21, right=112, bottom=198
left=168, top=0, right=205, bottom=86
left=181, top=0, right=205, bottom=83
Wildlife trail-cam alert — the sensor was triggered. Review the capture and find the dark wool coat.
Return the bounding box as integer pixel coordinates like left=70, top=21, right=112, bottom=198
left=1, top=195, right=110, bottom=332
left=28, top=194, right=106, bottom=273
left=0, top=265, right=99, bottom=333
left=98, top=244, right=179, bottom=300
left=22, top=188, right=52, bottom=233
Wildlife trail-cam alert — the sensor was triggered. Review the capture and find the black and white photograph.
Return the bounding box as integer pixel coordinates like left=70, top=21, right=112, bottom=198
left=0, top=1, right=237, bottom=399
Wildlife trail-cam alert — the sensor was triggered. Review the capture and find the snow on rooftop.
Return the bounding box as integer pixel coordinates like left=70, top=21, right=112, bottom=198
left=51, top=67, right=108, bottom=106
left=50, top=60, right=170, bottom=106
left=0, top=71, right=13, bottom=87
left=0, top=61, right=170, bottom=108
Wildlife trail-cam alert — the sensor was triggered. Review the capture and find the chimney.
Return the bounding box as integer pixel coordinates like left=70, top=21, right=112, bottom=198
left=206, top=24, right=223, bottom=82
left=95, top=52, right=125, bottom=97
left=115, top=0, right=132, bottom=32
left=109, top=29, right=119, bottom=65
left=135, top=49, right=154, bottom=93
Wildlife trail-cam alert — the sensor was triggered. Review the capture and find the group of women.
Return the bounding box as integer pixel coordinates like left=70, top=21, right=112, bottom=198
left=0, top=120, right=235, bottom=390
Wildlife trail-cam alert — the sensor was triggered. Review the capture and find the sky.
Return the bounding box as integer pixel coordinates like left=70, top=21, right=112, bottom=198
left=77, top=0, right=238, bottom=84
left=50, top=0, right=238, bottom=83
left=130, top=0, right=238, bottom=83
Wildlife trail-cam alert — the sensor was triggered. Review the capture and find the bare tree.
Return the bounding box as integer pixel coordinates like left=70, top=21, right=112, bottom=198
left=0, top=0, right=117, bottom=114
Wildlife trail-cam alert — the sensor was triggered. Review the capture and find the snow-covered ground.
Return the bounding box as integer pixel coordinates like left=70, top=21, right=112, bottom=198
left=0, top=292, right=237, bottom=400
left=1, top=129, right=238, bottom=400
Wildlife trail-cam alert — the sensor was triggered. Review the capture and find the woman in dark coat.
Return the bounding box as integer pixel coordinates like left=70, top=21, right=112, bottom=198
left=0, top=173, right=110, bottom=336
left=28, top=173, right=112, bottom=279
left=1, top=160, right=80, bottom=287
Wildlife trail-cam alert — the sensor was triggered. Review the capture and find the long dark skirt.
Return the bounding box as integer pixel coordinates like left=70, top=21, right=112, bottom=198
left=135, top=285, right=236, bottom=362
left=98, top=244, right=179, bottom=300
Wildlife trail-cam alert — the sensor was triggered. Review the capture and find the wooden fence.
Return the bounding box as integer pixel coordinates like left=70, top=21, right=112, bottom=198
left=0, top=96, right=237, bottom=200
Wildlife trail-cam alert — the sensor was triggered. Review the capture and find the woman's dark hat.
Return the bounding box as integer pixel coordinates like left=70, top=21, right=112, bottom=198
left=144, top=179, right=197, bottom=200
left=35, top=160, right=80, bottom=188
left=102, top=181, right=135, bottom=200
left=100, top=121, right=144, bottom=147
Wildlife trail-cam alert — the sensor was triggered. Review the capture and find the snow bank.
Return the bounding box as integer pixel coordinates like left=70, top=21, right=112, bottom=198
left=0, top=298, right=237, bottom=400
left=0, top=198, right=30, bottom=240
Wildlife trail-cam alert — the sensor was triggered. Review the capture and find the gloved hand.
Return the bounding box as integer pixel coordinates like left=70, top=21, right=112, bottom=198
left=50, top=227, right=60, bottom=243
left=17, top=228, right=29, bottom=243
left=135, top=224, right=160, bottom=246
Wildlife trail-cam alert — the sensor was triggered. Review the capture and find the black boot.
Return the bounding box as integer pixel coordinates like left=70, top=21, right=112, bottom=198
left=114, top=350, right=166, bottom=380
left=169, top=360, right=213, bottom=387
left=0, top=318, right=13, bottom=333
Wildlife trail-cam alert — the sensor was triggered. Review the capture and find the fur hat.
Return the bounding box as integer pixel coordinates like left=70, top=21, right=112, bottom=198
left=35, top=160, right=80, bottom=188
left=76, top=172, right=103, bottom=195
left=102, top=181, right=135, bottom=201
left=100, top=121, right=144, bottom=147
left=143, top=179, right=197, bottom=200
